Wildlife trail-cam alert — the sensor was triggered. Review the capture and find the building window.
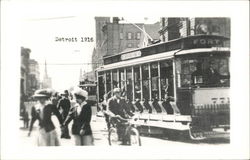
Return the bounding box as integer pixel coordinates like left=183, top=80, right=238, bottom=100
left=127, top=32, right=132, bottom=40
left=212, top=25, right=221, bottom=35
left=120, top=33, right=123, bottom=40
left=136, top=32, right=141, bottom=40
left=127, top=43, right=133, bottom=48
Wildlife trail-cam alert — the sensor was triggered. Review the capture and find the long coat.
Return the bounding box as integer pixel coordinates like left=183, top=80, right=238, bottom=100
left=57, top=98, right=71, bottom=119
left=64, top=102, right=92, bottom=136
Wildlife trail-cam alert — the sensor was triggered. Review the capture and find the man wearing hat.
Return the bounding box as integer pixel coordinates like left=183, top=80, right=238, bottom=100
left=204, top=60, right=221, bottom=85
left=28, top=89, right=63, bottom=146
left=57, top=90, right=71, bottom=139
left=107, top=88, right=134, bottom=143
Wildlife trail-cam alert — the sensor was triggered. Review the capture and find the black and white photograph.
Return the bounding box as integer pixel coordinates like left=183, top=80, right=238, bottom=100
left=1, top=1, right=249, bottom=160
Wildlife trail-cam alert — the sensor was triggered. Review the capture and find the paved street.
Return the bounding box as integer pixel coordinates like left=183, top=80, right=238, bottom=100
left=19, top=113, right=230, bottom=147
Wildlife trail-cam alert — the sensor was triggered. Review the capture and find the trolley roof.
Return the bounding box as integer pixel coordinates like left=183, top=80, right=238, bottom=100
left=96, top=47, right=230, bottom=72
left=97, top=49, right=178, bottom=71
left=97, top=35, right=230, bottom=71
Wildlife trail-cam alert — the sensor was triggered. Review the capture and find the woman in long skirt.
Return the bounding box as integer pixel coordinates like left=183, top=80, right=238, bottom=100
left=63, top=88, right=94, bottom=146
left=28, top=89, right=63, bottom=146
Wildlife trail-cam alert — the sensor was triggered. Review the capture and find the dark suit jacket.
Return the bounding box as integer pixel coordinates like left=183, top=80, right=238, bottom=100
left=204, top=68, right=221, bottom=84
left=108, top=97, right=133, bottom=119
left=58, top=98, right=71, bottom=115
left=64, top=102, right=92, bottom=136
left=29, top=103, right=63, bottom=133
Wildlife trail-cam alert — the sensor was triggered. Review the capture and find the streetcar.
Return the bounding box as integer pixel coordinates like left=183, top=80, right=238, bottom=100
left=96, top=35, right=230, bottom=140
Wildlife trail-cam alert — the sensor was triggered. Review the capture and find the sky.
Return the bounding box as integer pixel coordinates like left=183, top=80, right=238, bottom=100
left=19, top=2, right=159, bottom=91
left=21, top=15, right=96, bottom=91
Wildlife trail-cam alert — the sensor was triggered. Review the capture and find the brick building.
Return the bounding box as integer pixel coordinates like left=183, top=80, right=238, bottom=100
left=92, top=17, right=110, bottom=71
left=159, top=17, right=230, bottom=42
left=27, top=59, right=40, bottom=97
left=21, top=47, right=41, bottom=99
left=104, top=19, right=144, bottom=56
left=92, top=17, right=160, bottom=72
left=21, top=47, right=30, bottom=100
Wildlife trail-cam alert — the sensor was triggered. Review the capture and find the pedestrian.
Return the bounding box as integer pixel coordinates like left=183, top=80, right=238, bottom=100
left=23, top=107, right=30, bottom=128
left=58, top=90, right=71, bottom=139
left=28, top=89, right=63, bottom=146
left=204, top=60, right=221, bottom=85
left=51, top=92, right=60, bottom=106
left=101, top=93, right=110, bottom=130
left=20, top=100, right=30, bottom=128
left=63, top=88, right=94, bottom=146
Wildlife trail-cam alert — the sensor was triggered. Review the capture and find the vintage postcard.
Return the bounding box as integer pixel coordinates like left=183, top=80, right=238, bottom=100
left=1, top=0, right=249, bottom=160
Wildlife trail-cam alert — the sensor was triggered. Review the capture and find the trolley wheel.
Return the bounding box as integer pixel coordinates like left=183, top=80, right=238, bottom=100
left=128, top=128, right=141, bottom=146
left=108, top=127, right=121, bottom=146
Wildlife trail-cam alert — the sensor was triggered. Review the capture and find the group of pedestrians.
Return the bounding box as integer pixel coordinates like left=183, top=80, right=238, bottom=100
left=27, top=87, right=93, bottom=146
left=26, top=86, right=134, bottom=146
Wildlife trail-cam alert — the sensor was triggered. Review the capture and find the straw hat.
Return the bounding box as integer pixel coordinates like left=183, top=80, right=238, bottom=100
left=33, top=89, right=52, bottom=98
left=73, top=87, right=88, bottom=100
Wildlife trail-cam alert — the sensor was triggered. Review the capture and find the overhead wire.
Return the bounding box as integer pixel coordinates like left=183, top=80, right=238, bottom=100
left=38, top=62, right=101, bottom=65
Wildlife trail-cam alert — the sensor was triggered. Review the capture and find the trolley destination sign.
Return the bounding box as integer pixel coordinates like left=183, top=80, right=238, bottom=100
left=121, top=50, right=142, bottom=60
left=192, top=38, right=221, bottom=45
left=103, top=35, right=229, bottom=65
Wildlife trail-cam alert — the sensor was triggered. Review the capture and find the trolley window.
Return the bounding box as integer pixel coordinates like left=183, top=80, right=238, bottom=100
left=134, top=66, right=141, bottom=100
left=176, top=54, right=230, bottom=88
left=112, top=70, right=118, bottom=89
left=160, top=60, right=174, bottom=98
left=142, top=64, right=150, bottom=100
left=106, top=71, right=112, bottom=95
left=98, top=72, right=105, bottom=102
left=126, top=68, right=133, bottom=101
left=87, top=86, right=96, bottom=96
left=151, top=62, right=159, bottom=100
left=119, top=69, right=126, bottom=92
